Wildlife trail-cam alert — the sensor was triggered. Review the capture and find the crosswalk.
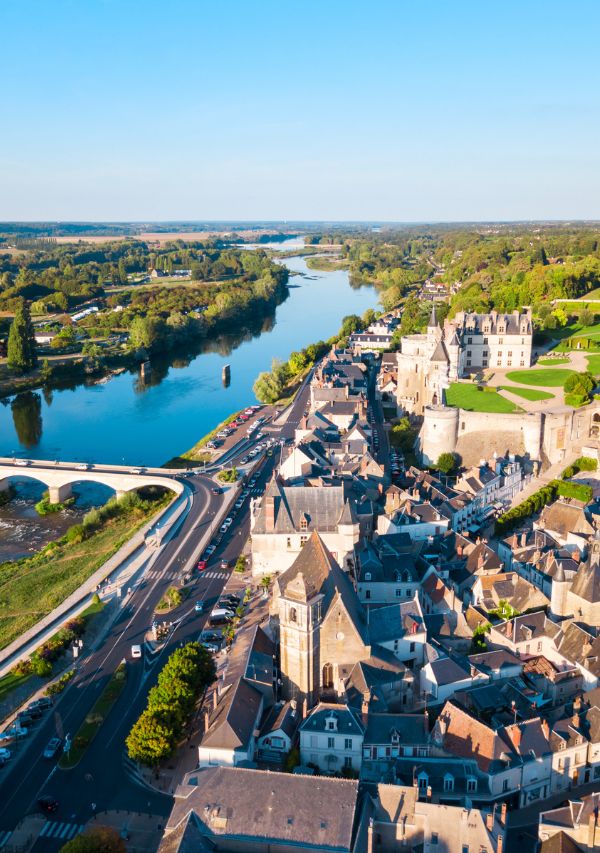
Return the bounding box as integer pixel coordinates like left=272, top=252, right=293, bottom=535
left=201, top=571, right=227, bottom=580
left=0, top=831, right=11, bottom=850
left=39, top=821, right=85, bottom=841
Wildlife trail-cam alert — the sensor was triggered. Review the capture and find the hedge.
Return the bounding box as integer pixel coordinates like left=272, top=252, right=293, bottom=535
left=495, top=478, right=593, bottom=535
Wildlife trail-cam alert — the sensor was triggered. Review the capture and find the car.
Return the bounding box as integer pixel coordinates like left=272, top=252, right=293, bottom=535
left=267, top=450, right=273, bottom=457
left=76, top=462, right=90, bottom=470
left=219, top=523, right=228, bottom=534
left=194, top=601, right=204, bottom=613
left=197, top=560, right=207, bottom=571
left=234, top=499, right=244, bottom=509
left=241, top=456, right=250, bottom=464
left=7, top=725, right=27, bottom=739
left=248, top=479, right=257, bottom=488
left=131, top=644, right=142, bottom=659
left=24, top=704, right=43, bottom=719
left=220, top=593, right=240, bottom=605
left=209, top=609, right=234, bottom=625
left=201, top=642, right=219, bottom=653
left=0, top=748, right=11, bottom=761
left=17, top=712, right=35, bottom=727
left=205, top=545, right=216, bottom=556
left=241, top=490, right=250, bottom=498
left=220, top=559, right=230, bottom=569
left=43, top=738, right=62, bottom=760
left=37, top=795, right=59, bottom=813
left=29, top=697, right=52, bottom=712
left=14, top=459, right=30, bottom=466
left=224, top=517, right=233, bottom=526
left=201, top=630, right=222, bottom=642
left=130, top=468, right=141, bottom=474
left=211, top=487, right=221, bottom=495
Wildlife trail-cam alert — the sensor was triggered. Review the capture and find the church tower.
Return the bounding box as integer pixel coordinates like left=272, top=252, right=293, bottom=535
left=278, top=570, right=324, bottom=707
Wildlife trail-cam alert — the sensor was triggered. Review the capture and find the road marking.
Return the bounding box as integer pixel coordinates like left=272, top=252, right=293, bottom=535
left=0, top=831, right=12, bottom=849
left=39, top=821, right=82, bottom=839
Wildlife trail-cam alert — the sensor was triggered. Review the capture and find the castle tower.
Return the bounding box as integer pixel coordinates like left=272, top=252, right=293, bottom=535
left=427, top=303, right=443, bottom=342
left=446, top=329, right=461, bottom=381
left=550, top=563, right=570, bottom=618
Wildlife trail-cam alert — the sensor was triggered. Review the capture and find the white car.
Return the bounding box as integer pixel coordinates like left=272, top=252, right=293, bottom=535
left=76, top=463, right=90, bottom=471
left=131, top=644, right=142, bottom=659
left=14, top=459, right=29, bottom=467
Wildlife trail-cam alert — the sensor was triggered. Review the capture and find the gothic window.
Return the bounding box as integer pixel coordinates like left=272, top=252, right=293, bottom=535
left=289, top=607, right=297, bottom=623
left=322, top=663, right=334, bottom=688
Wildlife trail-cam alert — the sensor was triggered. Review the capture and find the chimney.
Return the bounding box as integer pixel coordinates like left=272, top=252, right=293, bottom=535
left=500, top=802, right=507, bottom=826
left=572, top=712, right=581, bottom=729
left=589, top=813, right=596, bottom=850
left=456, top=544, right=463, bottom=557
left=213, top=689, right=219, bottom=710
left=520, top=531, right=527, bottom=547
left=574, top=694, right=583, bottom=712
left=486, top=812, right=494, bottom=832
left=361, top=695, right=370, bottom=724
left=204, top=710, right=210, bottom=733
left=497, top=834, right=504, bottom=853
left=478, top=553, right=485, bottom=569
left=367, top=817, right=374, bottom=853
left=573, top=549, right=581, bottom=563
left=541, top=719, right=550, bottom=739
left=265, top=496, right=275, bottom=532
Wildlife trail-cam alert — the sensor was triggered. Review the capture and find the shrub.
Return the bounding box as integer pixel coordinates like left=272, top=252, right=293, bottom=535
left=64, top=523, right=86, bottom=544
left=29, top=653, right=52, bottom=678
left=556, top=480, right=593, bottom=503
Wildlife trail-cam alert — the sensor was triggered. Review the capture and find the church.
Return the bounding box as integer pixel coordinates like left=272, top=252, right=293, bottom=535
left=396, top=306, right=533, bottom=415
left=270, top=532, right=418, bottom=711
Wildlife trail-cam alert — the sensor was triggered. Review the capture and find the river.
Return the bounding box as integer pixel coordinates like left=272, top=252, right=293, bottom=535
left=0, top=241, right=377, bottom=559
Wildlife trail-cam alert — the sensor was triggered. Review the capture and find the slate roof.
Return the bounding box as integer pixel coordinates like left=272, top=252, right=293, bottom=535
left=368, top=600, right=424, bottom=645
left=539, top=833, right=584, bottom=853
left=299, top=702, right=364, bottom=736
left=364, top=713, right=428, bottom=746
left=201, top=678, right=263, bottom=751
left=253, top=479, right=353, bottom=535
left=433, top=701, right=507, bottom=773
left=165, top=766, right=360, bottom=851
left=570, top=542, right=600, bottom=603
left=538, top=500, right=594, bottom=538
left=430, top=339, right=449, bottom=363
left=428, top=657, right=471, bottom=686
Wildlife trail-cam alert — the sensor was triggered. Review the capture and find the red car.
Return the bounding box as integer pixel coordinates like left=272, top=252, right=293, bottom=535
left=197, top=560, right=207, bottom=571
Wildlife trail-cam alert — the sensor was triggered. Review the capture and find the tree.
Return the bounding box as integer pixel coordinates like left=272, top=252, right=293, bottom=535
left=579, top=308, right=595, bottom=327
left=60, top=826, right=126, bottom=852
left=7, top=301, right=37, bottom=372
left=435, top=452, right=457, bottom=474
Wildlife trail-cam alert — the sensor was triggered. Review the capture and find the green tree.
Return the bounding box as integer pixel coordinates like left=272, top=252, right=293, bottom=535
left=60, top=825, right=126, bottom=852
left=579, top=308, right=595, bottom=327
left=7, top=301, right=37, bottom=372
left=435, top=452, right=457, bottom=474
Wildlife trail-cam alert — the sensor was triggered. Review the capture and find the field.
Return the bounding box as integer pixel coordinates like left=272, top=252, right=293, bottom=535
left=0, top=503, right=163, bottom=651
left=586, top=354, right=600, bottom=374
left=499, top=386, right=554, bottom=401
left=504, top=368, right=573, bottom=387
left=538, top=357, right=570, bottom=366
left=446, top=383, right=519, bottom=413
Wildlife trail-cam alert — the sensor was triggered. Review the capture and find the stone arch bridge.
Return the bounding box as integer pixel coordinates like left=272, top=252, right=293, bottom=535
left=0, top=458, right=184, bottom=504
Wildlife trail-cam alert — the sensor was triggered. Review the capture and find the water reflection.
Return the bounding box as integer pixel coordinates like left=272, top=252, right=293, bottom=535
left=11, top=392, right=43, bottom=449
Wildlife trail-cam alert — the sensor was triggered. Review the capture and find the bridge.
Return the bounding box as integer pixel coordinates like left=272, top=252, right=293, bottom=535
left=0, top=457, right=185, bottom=504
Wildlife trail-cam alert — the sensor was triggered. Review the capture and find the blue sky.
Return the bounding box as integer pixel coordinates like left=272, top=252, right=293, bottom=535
left=1, top=0, right=599, bottom=221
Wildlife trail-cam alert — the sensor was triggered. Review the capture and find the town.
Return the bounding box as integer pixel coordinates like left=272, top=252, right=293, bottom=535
left=2, top=287, right=600, bottom=852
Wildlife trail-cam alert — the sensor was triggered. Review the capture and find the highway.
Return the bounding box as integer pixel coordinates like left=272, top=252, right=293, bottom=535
left=0, top=379, right=312, bottom=849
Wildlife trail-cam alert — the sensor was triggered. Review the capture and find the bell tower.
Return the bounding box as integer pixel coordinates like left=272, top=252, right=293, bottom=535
left=278, top=571, right=324, bottom=708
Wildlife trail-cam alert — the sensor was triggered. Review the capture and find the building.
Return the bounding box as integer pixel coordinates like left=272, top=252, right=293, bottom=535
left=299, top=702, right=364, bottom=774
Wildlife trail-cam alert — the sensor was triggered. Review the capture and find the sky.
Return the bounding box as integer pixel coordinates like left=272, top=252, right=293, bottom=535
left=1, top=0, right=599, bottom=222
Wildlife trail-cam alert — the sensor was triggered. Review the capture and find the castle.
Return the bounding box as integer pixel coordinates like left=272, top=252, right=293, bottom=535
left=396, top=306, right=533, bottom=415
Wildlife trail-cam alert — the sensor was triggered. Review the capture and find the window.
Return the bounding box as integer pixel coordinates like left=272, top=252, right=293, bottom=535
left=466, top=778, right=477, bottom=793
left=482, top=350, right=488, bottom=357
left=508, top=350, right=513, bottom=357
left=344, top=738, right=353, bottom=750
left=499, top=337, right=504, bottom=344
left=520, top=360, right=525, bottom=366
left=507, top=360, right=512, bottom=366
left=365, top=572, right=371, bottom=581
left=483, top=337, right=488, bottom=344
left=286, top=537, right=291, bottom=549
left=289, top=607, right=297, bottom=623
left=467, top=360, right=472, bottom=367
left=503, top=779, right=509, bottom=792
left=462, top=847, right=469, bottom=853
left=396, top=589, right=403, bottom=598
left=327, top=736, right=335, bottom=748
left=322, top=663, right=334, bottom=689
left=410, top=642, right=416, bottom=652
left=418, top=774, right=428, bottom=791
left=344, top=756, right=353, bottom=769
left=482, top=360, right=488, bottom=367
left=468, top=337, right=473, bottom=344
left=365, top=589, right=371, bottom=600
left=444, top=775, right=454, bottom=792
left=537, top=641, right=542, bottom=652
left=431, top=832, right=439, bottom=845
left=467, top=350, right=472, bottom=357
left=300, top=516, right=308, bottom=531
left=300, top=535, right=308, bottom=546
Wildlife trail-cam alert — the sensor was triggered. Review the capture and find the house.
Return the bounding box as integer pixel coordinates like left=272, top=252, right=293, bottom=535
left=159, top=766, right=361, bottom=852
left=360, top=713, right=429, bottom=781
left=299, top=702, right=364, bottom=774
left=256, top=700, right=301, bottom=762
left=420, top=655, right=487, bottom=706
left=198, top=677, right=264, bottom=768
left=538, top=791, right=600, bottom=851
left=470, top=571, right=550, bottom=616
left=355, top=535, right=421, bottom=605
left=250, top=479, right=362, bottom=576
left=535, top=499, right=594, bottom=548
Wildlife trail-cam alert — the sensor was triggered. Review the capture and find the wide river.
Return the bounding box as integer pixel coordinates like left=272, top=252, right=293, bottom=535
left=0, top=242, right=377, bottom=558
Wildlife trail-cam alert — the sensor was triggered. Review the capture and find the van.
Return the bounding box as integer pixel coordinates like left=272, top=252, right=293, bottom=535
left=209, top=608, right=234, bottom=625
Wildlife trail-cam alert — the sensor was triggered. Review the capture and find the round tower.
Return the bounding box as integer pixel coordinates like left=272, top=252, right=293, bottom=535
left=419, top=405, right=459, bottom=466
left=550, top=564, right=570, bottom=618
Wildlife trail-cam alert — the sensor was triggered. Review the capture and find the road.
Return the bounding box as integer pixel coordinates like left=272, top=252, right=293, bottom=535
left=0, top=381, right=313, bottom=850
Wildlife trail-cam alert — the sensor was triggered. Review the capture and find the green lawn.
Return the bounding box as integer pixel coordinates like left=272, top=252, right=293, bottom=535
left=446, top=383, right=519, bottom=413
left=0, top=670, right=33, bottom=704
left=504, top=368, right=573, bottom=387
left=0, top=503, right=164, bottom=652
left=587, top=354, right=600, bottom=374
left=538, top=357, right=570, bottom=366
left=499, top=385, right=555, bottom=401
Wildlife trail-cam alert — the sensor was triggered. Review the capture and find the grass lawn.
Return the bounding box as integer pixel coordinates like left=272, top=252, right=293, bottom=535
left=538, top=357, right=570, bottom=366
left=499, top=386, right=555, bottom=401
left=0, top=503, right=164, bottom=652
left=504, top=368, right=573, bottom=387
left=0, top=670, right=33, bottom=704
left=587, top=354, right=600, bottom=374
left=446, top=383, right=519, bottom=413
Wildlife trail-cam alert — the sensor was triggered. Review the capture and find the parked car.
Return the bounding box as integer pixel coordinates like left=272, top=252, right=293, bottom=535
left=209, top=609, right=234, bottom=625
left=43, top=738, right=62, bottom=760
left=234, top=499, right=243, bottom=510
left=131, top=644, right=142, bottom=659
left=204, top=545, right=216, bottom=556
left=211, top=487, right=221, bottom=495
left=28, top=697, right=52, bottom=712
left=219, top=523, right=228, bottom=534
left=201, top=630, right=222, bottom=642
left=14, top=459, right=30, bottom=467
left=0, top=748, right=11, bottom=762
left=194, top=601, right=204, bottom=613
left=17, top=712, right=35, bottom=727
left=220, top=559, right=230, bottom=569
left=201, top=642, right=219, bottom=653
left=197, top=560, right=207, bottom=571
left=76, top=463, right=90, bottom=471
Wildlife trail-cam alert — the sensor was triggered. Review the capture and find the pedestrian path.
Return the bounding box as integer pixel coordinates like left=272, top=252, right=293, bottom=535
left=201, top=571, right=228, bottom=580
left=38, top=821, right=85, bottom=841
left=0, top=831, right=11, bottom=849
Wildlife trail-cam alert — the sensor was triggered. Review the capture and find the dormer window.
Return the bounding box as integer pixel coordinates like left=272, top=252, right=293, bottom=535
left=300, top=515, right=308, bottom=531
left=326, top=714, right=338, bottom=731
left=466, top=777, right=477, bottom=793
left=444, top=773, right=454, bottom=792
left=365, top=572, right=372, bottom=581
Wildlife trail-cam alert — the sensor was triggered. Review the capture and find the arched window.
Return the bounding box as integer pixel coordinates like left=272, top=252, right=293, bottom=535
left=322, top=663, right=334, bottom=689
left=289, top=607, right=297, bottom=623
